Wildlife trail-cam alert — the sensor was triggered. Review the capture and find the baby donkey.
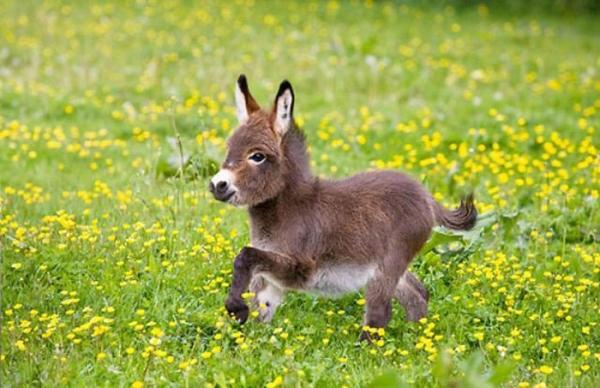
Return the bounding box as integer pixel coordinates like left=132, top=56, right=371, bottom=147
left=209, top=75, right=477, bottom=340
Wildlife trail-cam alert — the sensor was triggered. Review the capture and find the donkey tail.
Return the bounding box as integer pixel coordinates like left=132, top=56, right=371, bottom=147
left=434, top=193, right=477, bottom=230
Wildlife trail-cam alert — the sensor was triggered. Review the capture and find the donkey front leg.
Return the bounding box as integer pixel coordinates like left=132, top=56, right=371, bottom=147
left=225, top=247, right=315, bottom=323
left=249, top=275, right=284, bottom=323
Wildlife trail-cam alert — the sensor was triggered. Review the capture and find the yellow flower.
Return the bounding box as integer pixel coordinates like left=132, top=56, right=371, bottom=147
left=15, top=340, right=26, bottom=351
left=539, top=365, right=553, bottom=374
left=131, top=381, right=144, bottom=388
left=149, top=337, right=161, bottom=346
left=266, top=376, right=283, bottom=388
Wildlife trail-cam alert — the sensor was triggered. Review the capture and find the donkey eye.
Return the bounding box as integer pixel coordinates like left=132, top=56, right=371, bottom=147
left=249, top=152, right=266, bottom=163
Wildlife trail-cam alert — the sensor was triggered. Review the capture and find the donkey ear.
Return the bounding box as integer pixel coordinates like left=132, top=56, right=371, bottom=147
left=235, top=74, right=260, bottom=124
left=273, top=80, right=294, bottom=136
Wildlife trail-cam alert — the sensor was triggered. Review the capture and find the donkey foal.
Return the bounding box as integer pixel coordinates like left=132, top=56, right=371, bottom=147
left=209, top=75, right=477, bottom=341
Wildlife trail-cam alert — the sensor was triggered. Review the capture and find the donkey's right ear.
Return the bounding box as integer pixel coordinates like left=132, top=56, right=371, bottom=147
left=235, top=74, right=260, bottom=124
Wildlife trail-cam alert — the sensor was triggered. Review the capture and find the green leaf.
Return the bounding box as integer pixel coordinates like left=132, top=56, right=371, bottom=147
left=422, top=227, right=463, bottom=254
left=423, top=212, right=498, bottom=256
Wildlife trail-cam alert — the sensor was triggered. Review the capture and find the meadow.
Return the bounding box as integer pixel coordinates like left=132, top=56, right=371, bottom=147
left=1, top=0, right=599, bottom=386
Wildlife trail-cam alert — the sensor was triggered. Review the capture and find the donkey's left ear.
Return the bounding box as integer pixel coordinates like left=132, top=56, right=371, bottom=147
left=273, top=80, right=294, bottom=136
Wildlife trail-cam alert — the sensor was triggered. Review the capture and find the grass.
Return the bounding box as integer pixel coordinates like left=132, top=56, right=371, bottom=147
left=1, top=0, right=599, bottom=386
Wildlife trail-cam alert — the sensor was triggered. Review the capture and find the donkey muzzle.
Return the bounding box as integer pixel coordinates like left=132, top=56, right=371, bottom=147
left=210, top=169, right=237, bottom=203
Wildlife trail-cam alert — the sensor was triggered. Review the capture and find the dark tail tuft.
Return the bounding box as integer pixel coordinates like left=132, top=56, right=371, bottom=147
left=435, top=193, right=477, bottom=230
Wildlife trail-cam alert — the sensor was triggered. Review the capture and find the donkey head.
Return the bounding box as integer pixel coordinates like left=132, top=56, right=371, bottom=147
left=209, top=75, right=298, bottom=207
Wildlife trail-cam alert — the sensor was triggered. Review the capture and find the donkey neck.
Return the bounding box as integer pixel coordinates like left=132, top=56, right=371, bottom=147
left=247, top=178, right=316, bottom=248
left=248, top=166, right=316, bottom=218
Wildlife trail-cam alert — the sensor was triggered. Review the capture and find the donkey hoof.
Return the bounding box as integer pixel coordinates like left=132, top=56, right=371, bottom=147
left=256, top=306, right=275, bottom=323
left=359, top=331, right=371, bottom=342
left=225, top=298, right=249, bottom=324
left=359, top=330, right=380, bottom=343
left=359, top=325, right=386, bottom=343
left=406, top=302, right=428, bottom=322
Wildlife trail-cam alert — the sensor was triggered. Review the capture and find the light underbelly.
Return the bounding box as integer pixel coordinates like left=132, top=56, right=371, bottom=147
left=305, top=263, right=377, bottom=297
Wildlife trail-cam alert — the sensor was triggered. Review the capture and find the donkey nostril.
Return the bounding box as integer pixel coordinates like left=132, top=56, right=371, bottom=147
left=216, top=181, right=228, bottom=193
left=209, top=181, right=216, bottom=193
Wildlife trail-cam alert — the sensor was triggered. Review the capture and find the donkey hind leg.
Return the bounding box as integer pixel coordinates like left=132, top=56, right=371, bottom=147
left=249, top=275, right=284, bottom=323
left=403, top=270, right=429, bottom=301
left=360, top=276, right=395, bottom=342
left=394, top=271, right=428, bottom=322
left=360, top=257, right=407, bottom=342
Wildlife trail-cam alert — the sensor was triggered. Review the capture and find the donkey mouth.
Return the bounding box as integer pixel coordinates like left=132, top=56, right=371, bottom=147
left=216, top=191, right=236, bottom=203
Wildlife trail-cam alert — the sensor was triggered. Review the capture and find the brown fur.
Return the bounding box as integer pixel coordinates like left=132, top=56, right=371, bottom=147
left=210, top=75, right=477, bottom=340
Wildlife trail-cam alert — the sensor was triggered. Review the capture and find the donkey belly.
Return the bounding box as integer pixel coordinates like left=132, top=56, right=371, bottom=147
left=305, top=263, right=377, bottom=297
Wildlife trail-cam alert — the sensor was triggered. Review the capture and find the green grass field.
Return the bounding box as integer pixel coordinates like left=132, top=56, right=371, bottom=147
left=1, top=1, right=599, bottom=386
